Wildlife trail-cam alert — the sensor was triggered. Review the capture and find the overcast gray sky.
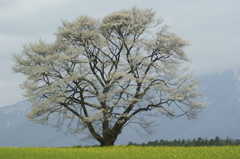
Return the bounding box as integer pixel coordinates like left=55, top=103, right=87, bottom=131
left=0, top=0, right=239, bottom=107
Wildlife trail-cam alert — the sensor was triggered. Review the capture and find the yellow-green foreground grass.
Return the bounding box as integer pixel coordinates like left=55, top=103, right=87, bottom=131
left=0, top=146, right=240, bottom=159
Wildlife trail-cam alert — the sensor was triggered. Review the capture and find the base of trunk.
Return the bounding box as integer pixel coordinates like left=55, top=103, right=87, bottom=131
left=100, top=139, right=116, bottom=146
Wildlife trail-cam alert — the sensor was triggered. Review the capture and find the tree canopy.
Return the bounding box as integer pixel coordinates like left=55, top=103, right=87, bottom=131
left=13, top=7, right=206, bottom=146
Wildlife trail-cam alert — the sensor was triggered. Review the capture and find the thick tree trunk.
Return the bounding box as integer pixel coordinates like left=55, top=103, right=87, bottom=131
left=100, top=128, right=118, bottom=146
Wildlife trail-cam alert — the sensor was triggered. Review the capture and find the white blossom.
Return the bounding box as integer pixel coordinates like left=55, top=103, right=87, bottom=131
left=12, top=7, right=206, bottom=146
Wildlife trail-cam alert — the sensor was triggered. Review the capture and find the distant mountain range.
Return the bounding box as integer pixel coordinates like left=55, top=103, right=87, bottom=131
left=1, top=69, right=240, bottom=147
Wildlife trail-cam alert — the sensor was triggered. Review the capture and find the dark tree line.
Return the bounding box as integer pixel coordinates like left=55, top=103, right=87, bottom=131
left=128, top=136, right=240, bottom=147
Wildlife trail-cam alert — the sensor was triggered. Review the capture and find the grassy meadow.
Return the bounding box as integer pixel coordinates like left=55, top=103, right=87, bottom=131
left=0, top=146, right=240, bottom=159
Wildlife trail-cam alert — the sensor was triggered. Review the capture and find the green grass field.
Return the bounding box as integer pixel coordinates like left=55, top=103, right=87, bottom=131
left=0, top=146, right=239, bottom=159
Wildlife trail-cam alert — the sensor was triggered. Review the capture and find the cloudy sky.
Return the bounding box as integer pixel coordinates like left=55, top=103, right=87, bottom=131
left=0, top=0, right=239, bottom=107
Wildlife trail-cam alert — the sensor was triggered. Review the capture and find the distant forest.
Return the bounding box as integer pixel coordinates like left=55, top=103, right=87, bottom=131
left=127, top=136, right=240, bottom=147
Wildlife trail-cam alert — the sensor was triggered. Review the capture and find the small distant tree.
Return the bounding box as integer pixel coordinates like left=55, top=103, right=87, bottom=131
left=12, top=7, right=206, bottom=146
left=196, top=137, right=203, bottom=146
left=214, top=136, right=221, bottom=146
left=181, top=139, right=186, bottom=146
